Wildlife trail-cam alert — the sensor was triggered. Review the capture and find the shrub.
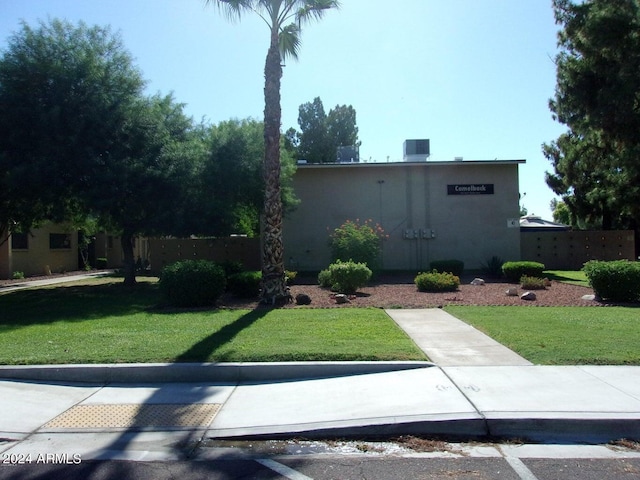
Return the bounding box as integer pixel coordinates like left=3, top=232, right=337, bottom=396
left=218, top=260, right=244, bottom=278
left=159, top=260, right=226, bottom=307
left=285, top=270, right=297, bottom=285
left=430, top=259, right=464, bottom=277
left=520, top=275, right=547, bottom=290
left=323, top=260, right=372, bottom=294
left=415, top=270, right=460, bottom=292
left=318, top=269, right=332, bottom=288
left=481, top=255, right=504, bottom=278
left=227, top=271, right=262, bottom=298
left=96, top=258, right=108, bottom=269
left=502, top=261, right=545, bottom=283
left=329, top=219, right=386, bottom=271
left=583, top=260, right=640, bottom=302
left=12, top=271, right=25, bottom=280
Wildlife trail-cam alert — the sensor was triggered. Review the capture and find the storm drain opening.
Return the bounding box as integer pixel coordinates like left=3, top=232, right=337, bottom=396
left=43, top=404, right=221, bottom=429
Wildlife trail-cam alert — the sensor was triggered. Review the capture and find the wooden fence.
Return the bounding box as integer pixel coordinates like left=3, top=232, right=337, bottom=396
left=147, top=237, right=260, bottom=276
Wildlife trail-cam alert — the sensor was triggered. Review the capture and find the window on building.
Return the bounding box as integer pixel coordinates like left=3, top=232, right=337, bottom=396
left=50, top=233, right=71, bottom=250
left=11, top=232, right=29, bottom=250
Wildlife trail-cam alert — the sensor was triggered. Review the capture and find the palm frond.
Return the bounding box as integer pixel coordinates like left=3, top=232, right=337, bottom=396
left=279, top=23, right=301, bottom=61
left=204, top=0, right=255, bottom=21
left=296, top=0, right=340, bottom=25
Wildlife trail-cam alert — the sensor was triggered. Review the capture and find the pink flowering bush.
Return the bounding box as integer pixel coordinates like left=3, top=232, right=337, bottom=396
left=328, top=219, right=386, bottom=272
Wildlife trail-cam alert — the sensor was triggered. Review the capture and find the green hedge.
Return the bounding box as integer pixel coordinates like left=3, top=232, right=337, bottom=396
left=159, top=260, right=226, bottom=307
left=227, top=271, right=262, bottom=298
left=502, top=261, right=545, bottom=282
left=415, top=270, right=460, bottom=292
left=318, top=260, right=372, bottom=294
left=429, top=259, right=464, bottom=277
left=583, top=260, right=640, bottom=302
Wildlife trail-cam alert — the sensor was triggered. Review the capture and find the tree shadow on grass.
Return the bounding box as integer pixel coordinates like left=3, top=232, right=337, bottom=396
left=174, top=307, right=272, bottom=363
left=0, top=282, right=160, bottom=329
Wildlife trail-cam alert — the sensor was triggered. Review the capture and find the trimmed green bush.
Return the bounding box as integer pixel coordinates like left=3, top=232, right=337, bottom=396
left=159, top=260, right=226, bottom=307
left=318, top=269, right=332, bottom=288
left=227, top=271, right=262, bottom=298
left=430, top=259, right=464, bottom=277
left=96, top=258, right=108, bottom=269
left=520, top=275, right=547, bottom=290
left=415, top=270, right=460, bottom=292
left=583, top=260, right=640, bottom=302
left=322, top=260, right=372, bottom=294
left=502, top=261, right=545, bottom=283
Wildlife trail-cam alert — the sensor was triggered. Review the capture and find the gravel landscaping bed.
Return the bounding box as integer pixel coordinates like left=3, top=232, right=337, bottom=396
left=219, top=275, right=603, bottom=309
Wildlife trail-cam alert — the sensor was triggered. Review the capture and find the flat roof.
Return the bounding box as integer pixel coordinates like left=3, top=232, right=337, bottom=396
left=296, top=159, right=526, bottom=168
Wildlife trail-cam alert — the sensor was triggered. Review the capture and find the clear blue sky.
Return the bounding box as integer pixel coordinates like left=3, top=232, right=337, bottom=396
left=0, top=0, right=566, bottom=218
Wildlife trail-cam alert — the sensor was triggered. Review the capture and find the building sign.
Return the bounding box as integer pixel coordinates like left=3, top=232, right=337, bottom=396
left=447, top=184, right=494, bottom=195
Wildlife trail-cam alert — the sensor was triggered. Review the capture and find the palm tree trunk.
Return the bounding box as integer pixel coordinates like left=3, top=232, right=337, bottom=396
left=260, top=27, right=287, bottom=305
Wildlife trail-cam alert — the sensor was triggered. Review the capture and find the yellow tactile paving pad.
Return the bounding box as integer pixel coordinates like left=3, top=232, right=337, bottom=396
left=43, top=404, right=221, bottom=429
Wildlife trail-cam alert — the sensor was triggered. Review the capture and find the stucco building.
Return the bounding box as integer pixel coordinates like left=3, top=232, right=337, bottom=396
left=283, top=159, right=525, bottom=273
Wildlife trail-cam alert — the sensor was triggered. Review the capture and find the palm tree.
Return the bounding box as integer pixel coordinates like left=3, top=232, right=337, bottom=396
left=206, top=0, right=339, bottom=304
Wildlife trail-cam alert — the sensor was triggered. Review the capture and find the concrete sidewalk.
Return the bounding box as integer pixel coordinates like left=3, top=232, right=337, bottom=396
left=0, top=270, right=114, bottom=293
left=0, top=307, right=639, bottom=461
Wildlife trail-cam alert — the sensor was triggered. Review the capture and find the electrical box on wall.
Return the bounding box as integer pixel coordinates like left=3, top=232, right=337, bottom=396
left=404, top=228, right=436, bottom=239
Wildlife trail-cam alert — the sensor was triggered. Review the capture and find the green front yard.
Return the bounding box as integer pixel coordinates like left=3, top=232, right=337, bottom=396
left=1, top=275, right=638, bottom=365
left=0, top=279, right=425, bottom=364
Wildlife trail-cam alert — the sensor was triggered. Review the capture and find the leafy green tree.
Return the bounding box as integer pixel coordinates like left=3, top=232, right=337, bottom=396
left=194, top=118, right=298, bottom=237
left=90, top=94, right=204, bottom=285
left=297, top=96, right=330, bottom=163
left=0, top=19, right=145, bottom=244
left=327, top=103, right=359, bottom=155
left=544, top=0, right=640, bottom=231
left=294, top=97, right=359, bottom=163
left=207, top=0, right=339, bottom=304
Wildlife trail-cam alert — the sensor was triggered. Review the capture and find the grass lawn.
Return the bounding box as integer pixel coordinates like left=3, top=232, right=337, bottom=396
left=0, top=279, right=426, bottom=364
left=445, top=305, right=640, bottom=365
left=543, top=270, right=590, bottom=287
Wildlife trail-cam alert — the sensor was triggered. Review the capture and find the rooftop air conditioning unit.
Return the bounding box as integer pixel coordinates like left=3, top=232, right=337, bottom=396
left=337, top=145, right=359, bottom=163
left=403, top=139, right=430, bottom=162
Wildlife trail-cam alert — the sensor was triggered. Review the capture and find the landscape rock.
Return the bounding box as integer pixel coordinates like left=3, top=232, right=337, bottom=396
left=581, top=294, right=597, bottom=302
left=334, top=294, right=350, bottom=304
left=470, top=278, right=485, bottom=286
left=295, top=293, right=312, bottom=305
left=505, top=287, right=518, bottom=296
left=521, top=291, right=537, bottom=301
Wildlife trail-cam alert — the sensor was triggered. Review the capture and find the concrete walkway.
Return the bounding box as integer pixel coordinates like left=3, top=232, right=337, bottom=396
left=386, top=308, right=533, bottom=366
left=0, top=270, right=114, bottom=293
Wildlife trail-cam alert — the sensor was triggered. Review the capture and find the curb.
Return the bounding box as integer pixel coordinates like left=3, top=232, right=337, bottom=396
left=0, top=361, right=435, bottom=384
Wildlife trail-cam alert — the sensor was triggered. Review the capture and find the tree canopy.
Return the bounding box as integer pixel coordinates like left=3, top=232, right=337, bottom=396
left=0, top=19, right=145, bottom=242
left=544, top=0, right=640, bottom=230
left=290, top=96, right=359, bottom=163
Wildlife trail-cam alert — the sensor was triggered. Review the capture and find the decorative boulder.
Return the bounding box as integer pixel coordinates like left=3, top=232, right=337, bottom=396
left=470, top=278, right=485, bottom=286
left=295, top=293, right=312, bottom=305
left=334, top=294, right=350, bottom=304
left=506, top=287, right=518, bottom=296
left=521, top=291, right=537, bottom=301
left=543, top=277, right=552, bottom=287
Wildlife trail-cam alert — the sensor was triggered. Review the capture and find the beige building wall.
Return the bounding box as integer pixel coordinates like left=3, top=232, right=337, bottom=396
left=283, top=161, right=523, bottom=272
left=10, top=223, right=78, bottom=276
